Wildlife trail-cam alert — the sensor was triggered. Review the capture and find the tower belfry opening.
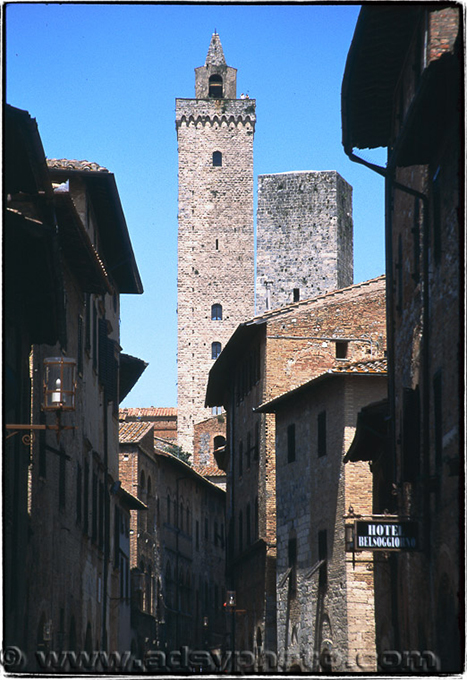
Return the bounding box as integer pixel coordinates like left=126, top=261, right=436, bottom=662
left=194, top=32, right=238, bottom=99
left=209, top=74, right=223, bottom=98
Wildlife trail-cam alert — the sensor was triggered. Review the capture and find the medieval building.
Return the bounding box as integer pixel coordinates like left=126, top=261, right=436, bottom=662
left=4, top=105, right=63, bottom=665
left=4, top=107, right=145, bottom=671
left=176, top=34, right=355, bottom=458
left=342, top=4, right=463, bottom=672
left=119, top=420, right=226, bottom=657
left=206, top=276, right=387, bottom=667
left=176, top=33, right=256, bottom=455
left=257, top=358, right=387, bottom=672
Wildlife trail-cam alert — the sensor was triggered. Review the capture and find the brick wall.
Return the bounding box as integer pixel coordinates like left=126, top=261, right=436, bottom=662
left=265, top=276, right=387, bottom=402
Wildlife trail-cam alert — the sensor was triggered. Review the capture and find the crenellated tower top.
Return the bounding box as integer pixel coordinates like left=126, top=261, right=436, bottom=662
left=195, top=32, right=237, bottom=99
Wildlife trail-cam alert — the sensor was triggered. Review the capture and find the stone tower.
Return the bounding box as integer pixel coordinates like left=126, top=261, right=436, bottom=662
left=256, top=171, right=353, bottom=313
left=176, top=33, right=256, bottom=455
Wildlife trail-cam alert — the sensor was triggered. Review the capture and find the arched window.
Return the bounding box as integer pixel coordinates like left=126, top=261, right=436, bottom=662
left=212, top=342, right=222, bottom=359
left=147, top=476, right=152, bottom=497
left=167, top=495, right=171, bottom=524
left=211, top=304, right=222, bottom=320
left=213, top=435, right=226, bottom=451
left=212, top=151, right=222, bottom=167
left=209, top=74, right=223, bottom=98
left=140, top=470, right=145, bottom=496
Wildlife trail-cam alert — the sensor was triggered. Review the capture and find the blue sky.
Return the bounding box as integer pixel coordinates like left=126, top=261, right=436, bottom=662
left=6, top=2, right=386, bottom=408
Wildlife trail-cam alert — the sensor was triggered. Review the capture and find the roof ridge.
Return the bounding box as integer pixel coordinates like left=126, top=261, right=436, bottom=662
left=248, top=275, right=386, bottom=324
left=256, top=356, right=387, bottom=412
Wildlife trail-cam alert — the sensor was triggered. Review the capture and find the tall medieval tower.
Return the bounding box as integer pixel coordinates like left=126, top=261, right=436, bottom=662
left=176, top=33, right=256, bottom=454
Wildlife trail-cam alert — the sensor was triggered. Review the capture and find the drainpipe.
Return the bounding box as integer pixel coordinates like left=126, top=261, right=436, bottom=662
left=344, top=144, right=430, bottom=653
left=343, top=144, right=428, bottom=488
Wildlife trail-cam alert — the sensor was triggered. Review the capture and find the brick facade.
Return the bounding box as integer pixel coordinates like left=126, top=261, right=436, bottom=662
left=206, top=276, right=387, bottom=663
left=193, top=413, right=226, bottom=467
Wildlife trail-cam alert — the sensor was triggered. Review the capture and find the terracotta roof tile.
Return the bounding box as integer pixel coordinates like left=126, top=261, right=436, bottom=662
left=119, top=407, right=177, bottom=419
left=330, top=357, right=387, bottom=374
left=119, top=421, right=154, bottom=443
left=47, top=158, right=109, bottom=173
left=193, top=464, right=226, bottom=477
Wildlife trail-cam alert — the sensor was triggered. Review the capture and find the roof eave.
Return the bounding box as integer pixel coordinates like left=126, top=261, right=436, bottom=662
left=48, top=166, right=143, bottom=294
left=341, top=5, right=420, bottom=152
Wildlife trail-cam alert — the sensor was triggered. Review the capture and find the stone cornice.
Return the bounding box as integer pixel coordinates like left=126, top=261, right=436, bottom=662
left=175, top=98, right=256, bottom=130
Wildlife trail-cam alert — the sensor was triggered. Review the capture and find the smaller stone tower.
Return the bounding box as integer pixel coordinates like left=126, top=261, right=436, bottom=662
left=256, top=171, right=353, bottom=313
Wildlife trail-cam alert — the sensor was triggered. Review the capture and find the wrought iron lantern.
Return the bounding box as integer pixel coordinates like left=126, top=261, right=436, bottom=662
left=43, top=356, right=77, bottom=411
left=226, top=590, right=236, bottom=608
left=6, top=356, right=76, bottom=443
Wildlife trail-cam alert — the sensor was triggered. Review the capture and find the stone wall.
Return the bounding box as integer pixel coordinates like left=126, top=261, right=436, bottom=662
left=256, top=171, right=353, bottom=314
left=193, top=413, right=226, bottom=467
left=176, top=97, right=256, bottom=454
left=274, top=374, right=386, bottom=672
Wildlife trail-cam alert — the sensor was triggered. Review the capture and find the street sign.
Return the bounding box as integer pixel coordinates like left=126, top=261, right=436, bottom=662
left=354, top=520, right=418, bottom=551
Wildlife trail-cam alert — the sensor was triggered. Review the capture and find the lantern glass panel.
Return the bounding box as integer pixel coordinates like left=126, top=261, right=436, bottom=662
left=43, top=357, right=76, bottom=411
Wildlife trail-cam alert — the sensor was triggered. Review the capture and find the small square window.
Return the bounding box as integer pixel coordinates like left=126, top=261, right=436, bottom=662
left=335, top=341, right=348, bottom=359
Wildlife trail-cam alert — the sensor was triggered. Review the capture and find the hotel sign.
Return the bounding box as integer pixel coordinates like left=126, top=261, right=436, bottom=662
left=355, top=520, right=418, bottom=551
